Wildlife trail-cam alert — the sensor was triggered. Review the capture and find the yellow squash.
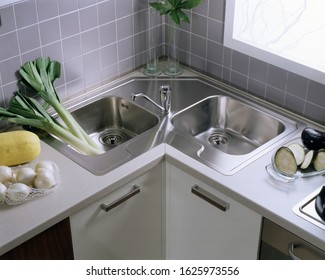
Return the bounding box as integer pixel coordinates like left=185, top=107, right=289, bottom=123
left=0, top=130, right=41, bottom=166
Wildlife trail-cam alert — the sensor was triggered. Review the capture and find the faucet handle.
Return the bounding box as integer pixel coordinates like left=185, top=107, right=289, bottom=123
left=159, top=85, right=171, bottom=113
left=160, top=84, right=171, bottom=95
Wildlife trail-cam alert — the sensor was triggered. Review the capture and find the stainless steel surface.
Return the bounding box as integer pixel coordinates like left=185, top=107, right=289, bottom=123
left=171, top=95, right=285, bottom=155
left=191, top=185, right=230, bottom=212
left=100, top=185, right=140, bottom=212
left=260, top=218, right=325, bottom=260
left=41, top=77, right=306, bottom=176
left=70, top=96, right=158, bottom=152
left=132, top=84, right=171, bottom=114
left=293, top=185, right=325, bottom=230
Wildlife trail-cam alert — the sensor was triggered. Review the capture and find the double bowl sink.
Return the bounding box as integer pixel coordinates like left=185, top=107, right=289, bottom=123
left=42, top=77, right=305, bottom=175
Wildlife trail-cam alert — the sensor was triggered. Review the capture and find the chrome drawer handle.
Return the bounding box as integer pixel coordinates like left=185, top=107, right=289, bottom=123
left=101, top=185, right=140, bottom=212
left=288, top=242, right=325, bottom=260
left=191, top=185, right=230, bottom=212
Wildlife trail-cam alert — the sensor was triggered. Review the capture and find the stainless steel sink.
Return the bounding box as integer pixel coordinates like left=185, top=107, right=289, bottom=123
left=43, top=95, right=160, bottom=175
left=70, top=96, right=159, bottom=152
left=41, top=76, right=305, bottom=176
left=171, top=95, right=285, bottom=155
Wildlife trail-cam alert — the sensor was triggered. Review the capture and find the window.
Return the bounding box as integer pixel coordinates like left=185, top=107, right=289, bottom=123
left=224, top=0, right=325, bottom=84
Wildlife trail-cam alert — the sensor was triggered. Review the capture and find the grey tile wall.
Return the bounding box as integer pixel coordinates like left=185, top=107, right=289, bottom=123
left=0, top=0, right=325, bottom=125
left=0, top=0, right=159, bottom=106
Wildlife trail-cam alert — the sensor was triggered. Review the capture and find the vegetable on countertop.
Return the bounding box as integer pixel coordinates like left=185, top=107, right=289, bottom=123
left=313, top=150, right=325, bottom=171
left=0, top=130, right=41, bottom=166
left=287, top=143, right=305, bottom=166
left=0, top=57, right=103, bottom=156
left=300, top=149, right=314, bottom=169
left=274, top=146, right=298, bottom=175
left=0, top=160, right=59, bottom=205
left=6, top=183, right=31, bottom=203
left=301, top=127, right=325, bottom=150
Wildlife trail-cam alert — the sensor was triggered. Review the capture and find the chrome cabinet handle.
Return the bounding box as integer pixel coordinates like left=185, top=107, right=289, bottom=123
left=288, top=243, right=301, bottom=260
left=101, top=185, right=140, bottom=212
left=288, top=242, right=325, bottom=260
left=191, top=185, right=230, bottom=212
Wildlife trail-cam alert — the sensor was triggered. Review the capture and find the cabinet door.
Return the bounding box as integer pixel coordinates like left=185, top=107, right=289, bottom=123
left=70, top=164, right=162, bottom=260
left=166, top=163, right=261, bottom=260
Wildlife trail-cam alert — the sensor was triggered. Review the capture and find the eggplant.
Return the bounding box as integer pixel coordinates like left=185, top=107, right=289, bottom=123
left=301, top=127, right=325, bottom=150
left=315, top=186, right=325, bottom=220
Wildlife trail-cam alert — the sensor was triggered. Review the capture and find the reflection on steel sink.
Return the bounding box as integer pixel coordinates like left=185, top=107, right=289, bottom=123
left=169, top=94, right=302, bottom=175
left=171, top=95, right=285, bottom=155
left=43, top=95, right=160, bottom=175
left=70, top=96, right=159, bottom=152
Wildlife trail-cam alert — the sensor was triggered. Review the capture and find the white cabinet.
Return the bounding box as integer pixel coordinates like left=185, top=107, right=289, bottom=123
left=70, top=163, right=163, bottom=260
left=165, top=162, right=262, bottom=260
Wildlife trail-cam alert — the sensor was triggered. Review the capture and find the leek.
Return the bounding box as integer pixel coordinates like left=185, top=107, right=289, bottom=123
left=19, top=57, right=99, bottom=149
left=0, top=92, right=103, bottom=155
left=0, top=57, right=104, bottom=156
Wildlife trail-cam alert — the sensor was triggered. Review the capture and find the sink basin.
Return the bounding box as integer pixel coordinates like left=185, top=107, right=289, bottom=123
left=169, top=94, right=303, bottom=174
left=43, top=95, right=160, bottom=175
left=70, top=96, right=159, bottom=152
left=171, top=95, right=285, bottom=155
left=41, top=77, right=304, bottom=176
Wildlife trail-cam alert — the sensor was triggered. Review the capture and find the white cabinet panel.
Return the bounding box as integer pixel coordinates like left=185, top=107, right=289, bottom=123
left=70, top=164, right=163, bottom=260
left=166, top=163, right=262, bottom=260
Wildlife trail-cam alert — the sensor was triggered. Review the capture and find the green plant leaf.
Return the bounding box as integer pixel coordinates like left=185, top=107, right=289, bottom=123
left=170, top=10, right=181, bottom=25
left=178, top=0, right=203, bottom=9
left=150, top=0, right=204, bottom=25
left=150, top=2, right=172, bottom=15
left=177, top=9, right=190, bottom=24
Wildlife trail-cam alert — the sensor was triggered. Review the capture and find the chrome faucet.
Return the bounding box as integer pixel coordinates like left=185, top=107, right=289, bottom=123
left=132, top=85, right=171, bottom=114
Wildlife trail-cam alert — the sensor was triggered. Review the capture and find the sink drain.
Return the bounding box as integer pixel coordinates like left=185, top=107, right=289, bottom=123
left=99, top=131, right=126, bottom=146
left=209, top=133, right=229, bottom=145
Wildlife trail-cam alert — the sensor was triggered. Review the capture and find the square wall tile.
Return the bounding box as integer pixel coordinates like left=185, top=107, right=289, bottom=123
left=39, top=18, right=61, bottom=45
left=208, top=19, right=223, bottom=44
left=267, top=64, right=288, bottom=91
left=0, top=56, right=20, bottom=85
left=62, top=35, right=82, bottom=61
left=117, top=15, right=133, bottom=40
left=286, top=73, right=308, bottom=99
left=18, top=25, right=41, bottom=53
left=79, top=5, right=98, bottom=32
left=81, top=29, right=100, bottom=53
left=99, top=22, right=117, bottom=47
left=307, top=80, right=325, bottom=108
left=58, top=0, right=78, bottom=15
left=0, top=32, right=19, bottom=61
left=118, top=37, right=134, bottom=60
left=249, top=57, right=268, bottom=83
left=14, top=1, right=38, bottom=28
left=231, top=50, right=249, bottom=75
left=191, top=14, right=207, bottom=38
left=98, top=0, right=116, bottom=25
left=60, top=11, right=80, bottom=38
left=0, top=6, right=16, bottom=35
left=209, top=0, right=225, bottom=22
left=116, top=0, right=133, bottom=18
left=78, top=0, right=96, bottom=9
left=83, top=50, right=100, bottom=75
left=36, top=0, right=59, bottom=21
left=100, top=43, right=118, bottom=67
left=191, top=34, right=207, bottom=59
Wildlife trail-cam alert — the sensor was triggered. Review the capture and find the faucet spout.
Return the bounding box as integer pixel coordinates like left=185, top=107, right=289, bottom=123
left=131, top=85, right=171, bottom=114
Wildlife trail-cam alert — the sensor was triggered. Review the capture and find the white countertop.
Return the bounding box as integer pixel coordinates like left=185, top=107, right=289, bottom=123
left=1, top=71, right=325, bottom=256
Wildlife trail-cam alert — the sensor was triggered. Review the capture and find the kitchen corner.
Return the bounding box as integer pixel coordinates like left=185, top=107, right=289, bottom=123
left=0, top=67, right=325, bottom=259
left=1, top=0, right=325, bottom=260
